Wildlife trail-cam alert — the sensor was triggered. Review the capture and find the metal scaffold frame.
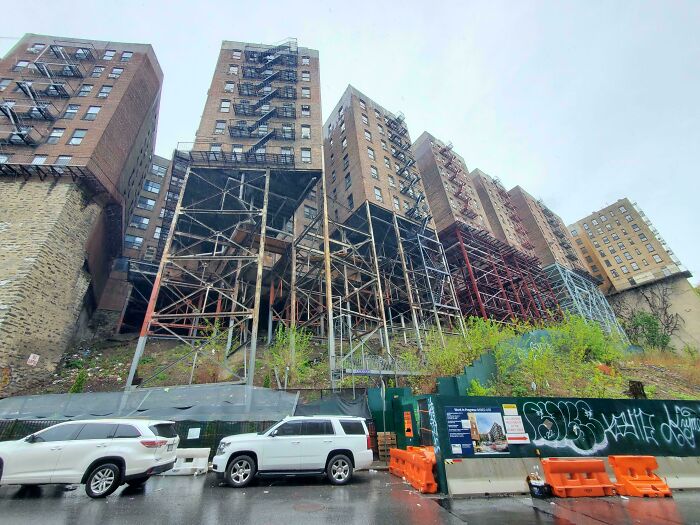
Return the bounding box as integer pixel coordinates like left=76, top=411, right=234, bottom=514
left=440, top=221, right=560, bottom=323
left=544, top=263, right=627, bottom=338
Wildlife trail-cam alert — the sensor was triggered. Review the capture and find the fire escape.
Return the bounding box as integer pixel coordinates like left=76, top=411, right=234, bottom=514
left=541, top=204, right=578, bottom=262
left=229, top=42, right=299, bottom=163
left=386, top=112, right=429, bottom=223
left=437, top=142, right=478, bottom=220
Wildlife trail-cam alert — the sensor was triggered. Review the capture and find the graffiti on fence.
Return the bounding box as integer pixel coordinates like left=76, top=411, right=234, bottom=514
left=521, top=399, right=700, bottom=455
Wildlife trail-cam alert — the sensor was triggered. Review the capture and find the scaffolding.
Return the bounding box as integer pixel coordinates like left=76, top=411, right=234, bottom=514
left=440, top=221, right=560, bottom=323
left=544, top=263, right=627, bottom=338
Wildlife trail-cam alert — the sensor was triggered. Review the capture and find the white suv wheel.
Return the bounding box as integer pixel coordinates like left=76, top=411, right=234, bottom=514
left=327, top=454, right=353, bottom=485
left=225, top=455, right=256, bottom=488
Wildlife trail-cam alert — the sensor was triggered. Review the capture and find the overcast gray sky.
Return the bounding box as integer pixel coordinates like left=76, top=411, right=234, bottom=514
left=3, top=0, right=698, bottom=280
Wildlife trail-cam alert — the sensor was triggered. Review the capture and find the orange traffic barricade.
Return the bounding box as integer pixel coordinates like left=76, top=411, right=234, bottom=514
left=389, top=446, right=438, bottom=494
left=389, top=447, right=409, bottom=478
left=608, top=455, right=672, bottom=498
left=541, top=458, right=615, bottom=498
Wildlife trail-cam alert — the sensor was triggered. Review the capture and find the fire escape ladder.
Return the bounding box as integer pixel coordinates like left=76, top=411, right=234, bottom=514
left=246, top=129, right=275, bottom=155
left=255, top=70, right=280, bottom=91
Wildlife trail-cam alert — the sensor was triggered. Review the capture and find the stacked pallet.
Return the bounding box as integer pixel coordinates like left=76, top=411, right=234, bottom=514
left=376, top=431, right=397, bottom=461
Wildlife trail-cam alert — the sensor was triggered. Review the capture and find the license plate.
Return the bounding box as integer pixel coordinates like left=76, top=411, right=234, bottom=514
left=167, top=444, right=174, bottom=451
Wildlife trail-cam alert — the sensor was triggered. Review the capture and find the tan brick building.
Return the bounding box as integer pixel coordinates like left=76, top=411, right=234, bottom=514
left=0, top=34, right=162, bottom=395
left=470, top=169, right=535, bottom=257
left=323, top=85, right=431, bottom=226
left=508, top=186, right=584, bottom=270
left=412, top=131, right=488, bottom=234
left=569, top=198, right=687, bottom=294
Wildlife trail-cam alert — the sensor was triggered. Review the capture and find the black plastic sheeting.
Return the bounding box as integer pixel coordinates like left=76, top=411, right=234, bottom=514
left=294, top=393, right=371, bottom=418
left=0, top=384, right=299, bottom=422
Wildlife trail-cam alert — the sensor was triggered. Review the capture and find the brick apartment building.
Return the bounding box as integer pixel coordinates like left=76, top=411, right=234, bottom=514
left=570, top=198, right=698, bottom=348
left=0, top=34, right=162, bottom=395
left=322, top=85, right=431, bottom=226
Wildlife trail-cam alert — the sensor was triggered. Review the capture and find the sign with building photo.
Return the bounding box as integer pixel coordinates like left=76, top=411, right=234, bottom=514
left=466, top=407, right=510, bottom=455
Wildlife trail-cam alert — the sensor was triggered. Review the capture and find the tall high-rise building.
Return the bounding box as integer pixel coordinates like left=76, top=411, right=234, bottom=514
left=0, top=34, right=162, bottom=395
left=412, top=131, right=488, bottom=234
left=127, top=39, right=325, bottom=388
left=323, top=85, right=430, bottom=225
left=508, top=186, right=583, bottom=270
left=470, top=169, right=535, bottom=258
left=570, top=198, right=688, bottom=294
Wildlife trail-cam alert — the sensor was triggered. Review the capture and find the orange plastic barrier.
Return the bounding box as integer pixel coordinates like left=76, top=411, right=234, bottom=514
left=608, top=455, right=672, bottom=498
left=388, top=447, right=438, bottom=494
left=541, top=458, right=615, bottom=498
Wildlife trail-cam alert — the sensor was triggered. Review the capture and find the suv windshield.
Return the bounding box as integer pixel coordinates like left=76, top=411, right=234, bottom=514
left=258, top=420, right=282, bottom=435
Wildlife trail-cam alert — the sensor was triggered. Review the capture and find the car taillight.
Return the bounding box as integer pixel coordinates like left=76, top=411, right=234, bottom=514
left=366, top=435, right=372, bottom=450
left=140, top=439, right=168, bottom=448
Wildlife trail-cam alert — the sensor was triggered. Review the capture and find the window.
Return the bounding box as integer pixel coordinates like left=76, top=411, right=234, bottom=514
left=31, top=155, right=47, bottom=165
left=374, top=187, right=383, bottom=203
left=653, top=254, right=663, bottom=263
left=130, top=215, right=150, bottom=229
left=301, top=71, right=310, bottom=81
left=232, top=49, right=242, bottom=59
left=275, top=421, right=303, bottom=436
left=614, top=256, right=622, bottom=264
left=583, top=223, right=589, bottom=230
left=302, top=55, right=310, bottom=65
left=619, top=205, right=627, bottom=213
left=64, top=104, right=79, bottom=119
left=612, top=233, right=620, bottom=240
left=301, top=125, right=311, bottom=139
left=109, top=67, right=123, bottom=79
left=624, top=252, right=633, bottom=260
left=151, top=163, right=167, bottom=177
left=47, top=128, right=65, bottom=144
left=120, top=51, right=133, bottom=62
left=344, top=173, right=352, bottom=189
left=103, top=50, right=116, bottom=60
left=393, top=196, right=400, bottom=210
left=377, top=124, right=384, bottom=136
left=642, top=258, right=649, bottom=266
left=604, top=259, right=612, bottom=267
left=90, top=66, right=104, bottom=78
left=68, top=129, right=87, bottom=145
left=370, top=166, right=379, bottom=179
left=114, top=425, right=141, bottom=439
left=137, top=197, right=156, bottom=210
left=220, top=99, right=231, bottom=113
left=384, top=157, right=391, bottom=169
left=639, top=233, right=648, bottom=241
left=341, top=137, right=348, bottom=149
left=97, top=85, right=112, bottom=98
left=301, top=105, right=310, bottom=117
left=340, top=121, right=346, bottom=132
left=611, top=269, right=619, bottom=278
left=154, top=227, right=162, bottom=239
left=381, top=140, right=387, bottom=151
left=301, top=148, right=311, bottom=163
left=125, top=234, right=144, bottom=249
left=83, top=105, right=101, bottom=120
left=631, top=262, right=640, bottom=271
left=367, top=147, right=375, bottom=160
left=34, top=423, right=83, bottom=442
left=13, top=60, right=29, bottom=71
left=359, top=99, right=366, bottom=110
left=625, top=214, right=633, bottom=222
left=632, top=223, right=641, bottom=232
left=364, top=130, right=372, bottom=141
left=214, top=120, right=226, bottom=134
left=143, top=180, right=161, bottom=193
left=228, top=64, right=238, bottom=75
left=302, top=420, right=335, bottom=435
left=55, top=155, right=72, bottom=166
left=303, top=205, right=317, bottom=219
left=602, top=236, right=610, bottom=244
left=646, top=243, right=655, bottom=253
left=77, top=84, right=93, bottom=97
left=388, top=175, right=396, bottom=188
left=361, top=114, right=369, bottom=125
left=336, top=420, right=364, bottom=435
left=621, top=265, right=629, bottom=274
left=76, top=423, right=117, bottom=440
left=592, top=219, right=598, bottom=226
left=221, top=81, right=235, bottom=95
left=301, top=87, right=311, bottom=98
left=600, top=214, right=607, bottom=222
left=403, top=200, right=410, bottom=211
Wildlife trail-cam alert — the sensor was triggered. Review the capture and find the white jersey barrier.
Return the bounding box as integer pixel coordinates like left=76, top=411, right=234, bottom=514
left=160, top=448, right=211, bottom=476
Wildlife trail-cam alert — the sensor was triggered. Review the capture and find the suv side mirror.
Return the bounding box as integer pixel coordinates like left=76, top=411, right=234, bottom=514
left=25, top=434, right=36, bottom=443
left=269, top=429, right=278, bottom=437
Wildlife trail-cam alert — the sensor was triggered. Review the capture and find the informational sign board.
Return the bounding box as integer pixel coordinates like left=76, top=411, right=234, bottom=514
left=445, top=406, right=474, bottom=456
left=504, top=415, right=531, bottom=444
left=27, top=354, right=40, bottom=367
left=187, top=427, right=201, bottom=440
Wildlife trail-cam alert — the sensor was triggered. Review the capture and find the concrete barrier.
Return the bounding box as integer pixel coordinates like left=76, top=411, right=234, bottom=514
left=161, top=448, right=210, bottom=476
left=444, top=458, right=534, bottom=496
left=445, top=456, right=700, bottom=496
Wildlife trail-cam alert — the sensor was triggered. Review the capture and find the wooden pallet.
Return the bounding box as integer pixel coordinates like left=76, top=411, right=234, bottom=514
left=376, top=432, right=397, bottom=460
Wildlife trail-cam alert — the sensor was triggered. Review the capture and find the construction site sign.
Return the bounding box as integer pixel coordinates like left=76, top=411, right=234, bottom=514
left=404, top=411, right=414, bottom=437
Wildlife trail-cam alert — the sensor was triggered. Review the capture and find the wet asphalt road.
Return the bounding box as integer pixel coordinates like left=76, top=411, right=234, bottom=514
left=2, top=471, right=700, bottom=524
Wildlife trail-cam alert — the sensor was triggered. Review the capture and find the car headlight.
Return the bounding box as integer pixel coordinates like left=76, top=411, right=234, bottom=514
left=216, top=441, right=231, bottom=455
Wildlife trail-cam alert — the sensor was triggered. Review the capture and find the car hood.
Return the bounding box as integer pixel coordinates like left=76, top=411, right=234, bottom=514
left=222, top=432, right=261, bottom=442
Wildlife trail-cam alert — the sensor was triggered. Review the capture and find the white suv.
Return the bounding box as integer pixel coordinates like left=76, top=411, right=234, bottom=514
left=0, top=418, right=179, bottom=498
left=213, top=415, right=373, bottom=487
